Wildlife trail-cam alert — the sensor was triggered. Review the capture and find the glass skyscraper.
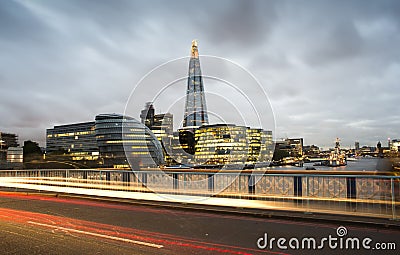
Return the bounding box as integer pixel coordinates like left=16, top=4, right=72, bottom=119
left=183, top=40, right=209, bottom=128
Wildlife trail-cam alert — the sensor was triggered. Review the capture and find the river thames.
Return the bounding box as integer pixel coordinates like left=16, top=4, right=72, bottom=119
left=275, top=158, right=393, bottom=172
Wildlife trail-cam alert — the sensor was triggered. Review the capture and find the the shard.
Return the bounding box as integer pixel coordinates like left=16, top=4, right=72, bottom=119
left=183, top=40, right=209, bottom=128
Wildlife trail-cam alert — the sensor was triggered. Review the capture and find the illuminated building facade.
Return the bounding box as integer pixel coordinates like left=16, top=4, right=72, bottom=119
left=247, top=129, right=273, bottom=164
left=194, top=124, right=273, bottom=166
left=287, top=138, right=304, bottom=157
left=46, top=122, right=98, bottom=160
left=183, top=40, right=209, bottom=128
left=195, top=124, right=248, bottom=165
left=152, top=113, right=174, bottom=164
left=46, top=114, right=164, bottom=168
left=7, top=147, right=23, bottom=164
left=95, top=114, right=164, bottom=168
left=179, top=40, right=209, bottom=156
left=390, top=139, right=400, bottom=153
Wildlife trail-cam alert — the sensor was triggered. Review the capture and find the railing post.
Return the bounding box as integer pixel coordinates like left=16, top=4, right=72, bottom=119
left=141, top=172, right=147, bottom=188
left=122, top=172, right=130, bottom=184
left=306, top=176, right=310, bottom=213
left=346, top=177, right=357, bottom=210
left=106, top=171, right=111, bottom=182
left=248, top=174, right=255, bottom=196
left=391, top=178, right=396, bottom=220
left=294, top=176, right=302, bottom=196
left=173, top=173, right=178, bottom=190
left=294, top=175, right=302, bottom=206
left=208, top=174, right=214, bottom=193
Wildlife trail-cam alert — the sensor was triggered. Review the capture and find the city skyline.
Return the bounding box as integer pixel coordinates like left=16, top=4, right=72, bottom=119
left=1, top=0, right=399, bottom=148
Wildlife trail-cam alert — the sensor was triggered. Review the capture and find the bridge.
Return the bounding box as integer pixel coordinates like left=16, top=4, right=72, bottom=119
left=1, top=168, right=399, bottom=221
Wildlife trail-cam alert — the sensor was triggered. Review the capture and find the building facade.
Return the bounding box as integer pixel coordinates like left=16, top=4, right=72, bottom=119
left=46, top=122, right=98, bottom=159
left=46, top=114, right=165, bottom=168
left=183, top=40, right=209, bottom=128
left=0, top=132, right=19, bottom=150
left=194, top=124, right=273, bottom=167
left=95, top=114, right=164, bottom=168
left=247, top=128, right=273, bottom=164
left=390, top=139, right=400, bottom=153
left=7, top=147, right=23, bottom=164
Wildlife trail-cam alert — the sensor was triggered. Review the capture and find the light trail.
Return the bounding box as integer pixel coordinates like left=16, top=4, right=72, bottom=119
left=27, top=221, right=164, bottom=249
left=0, top=206, right=286, bottom=255
left=0, top=190, right=398, bottom=236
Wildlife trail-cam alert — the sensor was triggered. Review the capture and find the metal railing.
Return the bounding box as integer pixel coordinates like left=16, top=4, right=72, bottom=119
left=0, top=169, right=399, bottom=220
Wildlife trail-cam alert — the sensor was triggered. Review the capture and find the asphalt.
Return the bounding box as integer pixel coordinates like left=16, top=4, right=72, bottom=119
left=0, top=191, right=399, bottom=255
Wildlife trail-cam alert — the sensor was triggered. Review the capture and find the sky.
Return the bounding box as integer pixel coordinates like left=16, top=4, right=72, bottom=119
left=0, top=0, right=399, bottom=149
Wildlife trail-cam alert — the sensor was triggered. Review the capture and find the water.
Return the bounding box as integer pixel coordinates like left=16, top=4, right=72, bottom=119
left=274, top=158, right=393, bottom=172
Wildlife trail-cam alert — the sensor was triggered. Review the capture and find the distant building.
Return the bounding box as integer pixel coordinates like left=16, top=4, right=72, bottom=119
left=46, top=121, right=98, bottom=160
left=0, top=132, right=19, bottom=149
left=303, top=145, right=320, bottom=157
left=359, top=146, right=376, bottom=156
left=390, top=139, right=400, bottom=153
left=355, top=141, right=360, bottom=151
left=140, top=102, right=155, bottom=127
left=7, top=147, right=23, bottom=163
left=0, top=132, right=19, bottom=162
left=140, top=103, right=174, bottom=164
left=275, top=138, right=304, bottom=158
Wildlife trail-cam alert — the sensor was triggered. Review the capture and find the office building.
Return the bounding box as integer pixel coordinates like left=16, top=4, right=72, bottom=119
left=195, top=124, right=248, bottom=166
left=46, top=122, right=98, bottom=160
left=140, top=103, right=174, bottom=164
left=1, top=132, right=19, bottom=161
left=140, top=102, right=155, bottom=127
left=247, top=128, right=273, bottom=164
left=95, top=113, right=164, bottom=168
left=355, top=141, right=360, bottom=151
left=183, top=40, right=209, bottom=128
left=194, top=124, right=273, bottom=166
left=0, top=132, right=19, bottom=149
left=7, top=147, right=23, bottom=163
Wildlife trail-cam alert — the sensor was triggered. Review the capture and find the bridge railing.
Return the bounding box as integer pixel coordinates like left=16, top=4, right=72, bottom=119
left=0, top=169, right=399, bottom=220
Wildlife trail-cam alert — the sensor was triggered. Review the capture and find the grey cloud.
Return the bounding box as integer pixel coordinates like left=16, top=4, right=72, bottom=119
left=0, top=0, right=399, bottom=148
left=0, top=1, right=49, bottom=43
left=201, top=0, right=277, bottom=48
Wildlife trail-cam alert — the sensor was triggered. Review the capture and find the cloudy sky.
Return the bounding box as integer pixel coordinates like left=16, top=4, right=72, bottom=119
left=1, top=0, right=399, bottom=149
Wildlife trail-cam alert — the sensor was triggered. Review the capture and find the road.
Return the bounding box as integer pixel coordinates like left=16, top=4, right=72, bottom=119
left=0, top=191, right=398, bottom=255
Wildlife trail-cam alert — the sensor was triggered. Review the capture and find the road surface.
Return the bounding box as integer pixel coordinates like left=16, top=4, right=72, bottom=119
left=0, top=191, right=398, bottom=255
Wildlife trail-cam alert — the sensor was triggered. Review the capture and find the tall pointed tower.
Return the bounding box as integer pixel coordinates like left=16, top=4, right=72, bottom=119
left=183, top=40, right=209, bottom=128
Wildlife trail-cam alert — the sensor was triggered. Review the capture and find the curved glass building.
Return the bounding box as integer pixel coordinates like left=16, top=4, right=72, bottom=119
left=95, top=114, right=164, bottom=169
